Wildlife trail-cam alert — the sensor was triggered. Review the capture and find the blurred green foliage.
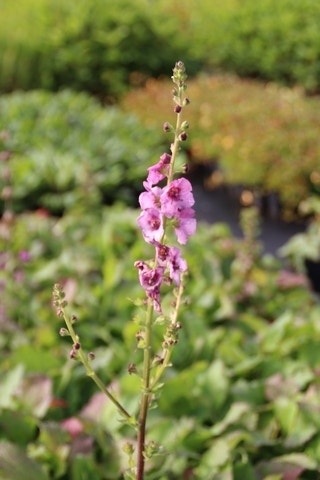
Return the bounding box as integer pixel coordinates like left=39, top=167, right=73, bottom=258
left=0, top=90, right=163, bottom=214
left=0, top=0, right=196, bottom=99
left=1, top=0, right=320, bottom=96
left=1, top=202, right=320, bottom=478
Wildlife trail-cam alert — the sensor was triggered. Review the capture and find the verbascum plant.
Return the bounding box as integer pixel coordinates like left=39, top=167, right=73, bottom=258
left=52, top=61, right=196, bottom=480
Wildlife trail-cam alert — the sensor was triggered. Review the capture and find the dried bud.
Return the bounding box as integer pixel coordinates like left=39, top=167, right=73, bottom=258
left=73, top=342, right=81, bottom=350
left=128, top=363, right=137, bottom=375
left=179, top=131, right=188, bottom=141
left=88, top=352, right=95, bottom=360
left=174, top=104, right=182, bottom=114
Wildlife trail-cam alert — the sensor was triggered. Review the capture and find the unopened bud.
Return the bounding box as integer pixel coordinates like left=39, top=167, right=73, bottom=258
left=123, top=442, right=135, bottom=455
left=179, top=131, right=188, bottom=141
left=59, top=328, right=69, bottom=336
left=128, top=363, right=137, bottom=375
left=163, top=122, right=173, bottom=133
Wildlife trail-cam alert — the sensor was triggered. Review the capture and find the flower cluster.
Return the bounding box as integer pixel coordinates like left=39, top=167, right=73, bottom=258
left=135, top=61, right=196, bottom=312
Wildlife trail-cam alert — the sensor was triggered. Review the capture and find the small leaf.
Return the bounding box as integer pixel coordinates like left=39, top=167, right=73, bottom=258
left=195, top=438, right=230, bottom=477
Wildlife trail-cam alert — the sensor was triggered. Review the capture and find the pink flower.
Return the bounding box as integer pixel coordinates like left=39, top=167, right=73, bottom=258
left=167, top=246, right=187, bottom=285
left=173, top=208, right=197, bottom=245
left=161, top=177, right=195, bottom=217
left=137, top=208, right=164, bottom=243
left=134, top=261, right=164, bottom=312
left=146, top=153, right=171, bottom=186
left=139, top=185, right=162, bottom=210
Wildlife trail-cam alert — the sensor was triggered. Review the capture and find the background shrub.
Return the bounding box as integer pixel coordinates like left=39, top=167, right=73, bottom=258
left=0, top=90, right=163, bottom=214
left=212, top=0, right=320, bottom=93
left=0, top=0, right=196, bottom=99
left=3, top=0, right=320, bottom=97
left=122, top=74, right=320, bottom=217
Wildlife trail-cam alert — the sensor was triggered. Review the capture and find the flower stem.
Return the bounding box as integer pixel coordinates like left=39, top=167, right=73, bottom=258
left=55, top=289, right=133, bottom=423
left=149, top=277, right=185, bottom=391
left=136, top=300, right=153, bottom=479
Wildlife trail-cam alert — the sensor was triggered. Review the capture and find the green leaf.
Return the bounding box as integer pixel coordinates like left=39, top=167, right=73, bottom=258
left=0, top=410, right=37, bottom=445
left=9, top=346, right=61, bottom=373
left=194, top=438, right=230, bottom=477
left=210, top=402, right=254, bottom=436
left=0, top=365, right=24, bottom=409
left=0, top=441, right=49, bottom=480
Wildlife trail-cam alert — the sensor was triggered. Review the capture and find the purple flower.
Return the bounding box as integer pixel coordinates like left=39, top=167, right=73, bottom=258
left=173, top=208, right=197, bottom=245
left=161, top=177, right=195, bottom=217
left=154, top=242, right=170, bottom=264
left=146, top=153, right=171, bottom=186
left=139, top=185, right=162, bottom=210
left=134, top=261, right=164, bottom=312
left=18, top=250, right=32, bottom=262
left=137, top=208, right=164, bottom=243
left=167, top=246, right=187, bottom=285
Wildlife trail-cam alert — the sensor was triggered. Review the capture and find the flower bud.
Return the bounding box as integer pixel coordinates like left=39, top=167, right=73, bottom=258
left=163, top=122, right=173, bottom=133
left=174, top=104, right=182, bottom=114
left=123, top=442, right=135, bottom=455
left=179, top=131, right=188, bottom=141
left=128, top=363, right=137, bottom=375
left=59, top=327, right=70, bottom=337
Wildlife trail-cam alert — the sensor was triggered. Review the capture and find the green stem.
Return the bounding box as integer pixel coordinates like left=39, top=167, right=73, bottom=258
left=149, top=278, right=185, bottom=392
left=168, top=111, right=182, bottom=183
left=136, top=300, right=153, bottom=480
left=62, top=308, right=133, bottom=423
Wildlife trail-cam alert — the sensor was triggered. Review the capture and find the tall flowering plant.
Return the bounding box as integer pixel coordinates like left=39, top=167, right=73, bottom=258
left=53, top=61, right=196, bottom=480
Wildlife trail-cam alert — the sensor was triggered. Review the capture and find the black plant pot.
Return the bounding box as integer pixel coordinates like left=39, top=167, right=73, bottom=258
left=305, top=259, right=320, bottom=293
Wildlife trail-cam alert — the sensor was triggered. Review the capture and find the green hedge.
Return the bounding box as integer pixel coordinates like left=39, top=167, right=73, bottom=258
left=0, top=90, right=162, bottom=214
left=0, top=0, right=193, bottom=99
left=214, top=0, right=320, bottom=93
left=156, top=0, right=320, bottom=93
left=3, top=0, right=320, bottom=96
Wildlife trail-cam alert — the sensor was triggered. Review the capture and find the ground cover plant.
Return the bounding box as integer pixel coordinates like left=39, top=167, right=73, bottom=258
left=122, top=74, right=320, bottom=219
left=1, top=62, right=320, bottom=479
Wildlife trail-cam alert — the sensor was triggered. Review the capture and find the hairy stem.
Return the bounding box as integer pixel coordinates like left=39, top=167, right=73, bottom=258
left=149, top=278, right=185, bottom=392
left=136, top=301, right=153, bottom=479
left=61, top=303, right=133, bottom=423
